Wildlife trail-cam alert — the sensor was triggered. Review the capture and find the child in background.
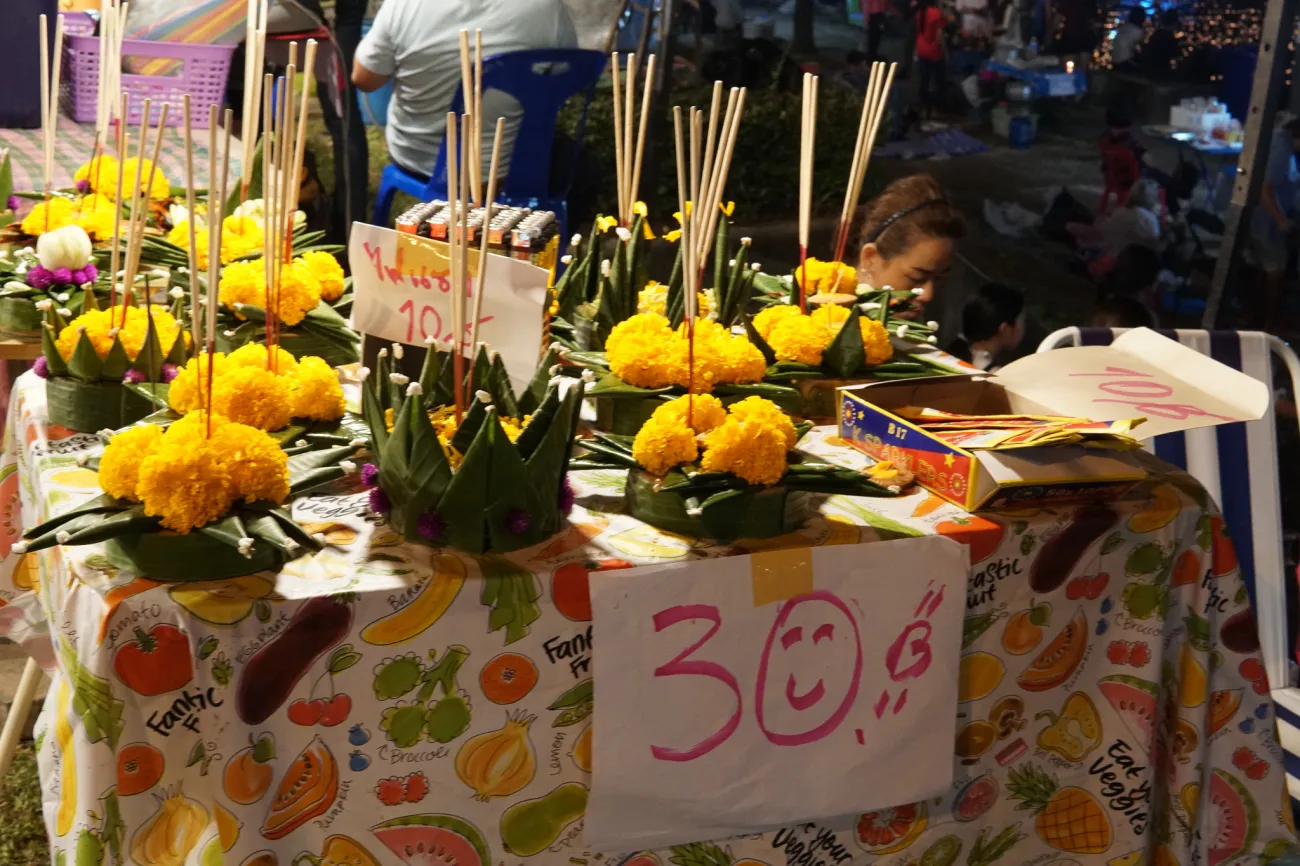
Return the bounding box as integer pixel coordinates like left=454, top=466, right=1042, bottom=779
left=945, top=283, right=1025, bottom=371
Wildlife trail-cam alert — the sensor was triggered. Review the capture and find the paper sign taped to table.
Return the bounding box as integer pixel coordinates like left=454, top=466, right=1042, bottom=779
left=992, top=328, right=1269, bottom=440
left=348, top=223, right=547, bottom=387
left=585, top=537, right=967, bottom=851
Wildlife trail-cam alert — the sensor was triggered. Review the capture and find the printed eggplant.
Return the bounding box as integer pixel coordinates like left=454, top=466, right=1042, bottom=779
left=236, top=595, right=353, bottom=725
left=1029, top=506, right=1119, bottom=593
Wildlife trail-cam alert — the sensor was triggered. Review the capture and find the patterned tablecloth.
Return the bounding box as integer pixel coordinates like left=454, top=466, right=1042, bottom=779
left=0, top=370, right=1294, bottom=866
left=0, top=120, right=241, bottom=197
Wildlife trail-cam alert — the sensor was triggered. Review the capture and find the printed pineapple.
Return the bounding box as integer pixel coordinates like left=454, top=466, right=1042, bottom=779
left=669, top=843, right=769, bottom=866
left=1006, top=763, right=1112, bottom=854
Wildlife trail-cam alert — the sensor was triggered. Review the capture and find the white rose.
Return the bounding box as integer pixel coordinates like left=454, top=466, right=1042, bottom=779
left=36, top=225, right=93, bottom=271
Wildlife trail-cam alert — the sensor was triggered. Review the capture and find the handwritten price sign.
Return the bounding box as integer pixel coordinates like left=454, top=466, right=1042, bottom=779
left=348, top=223, right=548, bottom=388
left=585, top=538, right=967, bottom=851
left=993, top=328, right=1268, bottom=440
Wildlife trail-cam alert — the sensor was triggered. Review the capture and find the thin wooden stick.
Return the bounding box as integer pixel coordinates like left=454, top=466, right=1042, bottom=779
left=183, top=96, right=201, bottom=353
left=798, top=74, right=816, bottom=312
left=272, top=75, right=290, bottom=362
left=262, top=75, right=275, bottom=356
left=289, top=40, right=318, bottom=218
left=446, top=112, right=463, bottom=421
left=468, top=116, right=506, bottom=377
left=47, top=14, right=65, bottom=227
left=206, top=102, right=219, bottom=406
left=207, top=109, right=232, bottom=437
left=695, top=86, right=738, bottom=265
left=38, top=15, right=50, bottom=228
left=628, top=53, right=656, bottom=224
left=108, top=91, right=127, bottom=319
left=280, top=55, right=297, bottom=263
left=118, top=98, right=152, bottom=321
left=849, top=62, right=896, bottom=244
left=697, top=87, right=746, bottom=270
left=474, top=29, right=483, bottom=206
left=836, top=62, right=881, bottom=262
left=622, top=53, right=637, bottom=225
left=125, top=102, right=170, bottom=315
left=458, top=115, right=471, bottom=406
left=609, top=53, right=626, bottom=228
left=671, top=105, right=693, bottom=420
left=457, top=30, right=477, bottom=204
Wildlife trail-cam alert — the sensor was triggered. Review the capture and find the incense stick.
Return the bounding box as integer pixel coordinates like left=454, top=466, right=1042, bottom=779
left=474, top=29, right=483, bottom=206
left=671, top=106, right=693, bottom=421
left=206, top=102, right=219, bottom=419
left=108, top=92, right=128, bottom=320
left=457, top=30, right=477, bottom=205
left=468, top=116, right=506, bottom=380
left=628, top=54, right=656, bottom=226
left=694, top=86, right=738, bottom=266
left=622, top=53, right=637, bottom=225
left=446, top=112, right=464, bottom=421
left=261, top=75, right=274, bottom=357
left=609, top=53, right=626, bottom=228
left=183, top=96, right=201, bottom=353
left=118, top=99, right=152, bottom=321
left=38, top=15, right=50, bottom=228
left=836, top=62, right=881, bottom=262
left=458, top=116, right=471, bottom=407
left=697, top=87, right=746, bottom=270
left=797, top=74, right=817, bottom=312
left=288, top=40, right=318, bottom=219
left=836, top=62, right=895, bottom=263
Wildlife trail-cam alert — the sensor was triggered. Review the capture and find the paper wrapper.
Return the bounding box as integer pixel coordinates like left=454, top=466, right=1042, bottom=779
left=45, top=377, right=155, bottom=433
left=625, top=469, right=800, bottom=543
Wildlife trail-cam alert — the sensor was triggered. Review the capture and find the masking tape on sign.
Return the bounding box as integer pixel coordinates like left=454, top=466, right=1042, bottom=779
left=749, top=547, right=814, bottom=607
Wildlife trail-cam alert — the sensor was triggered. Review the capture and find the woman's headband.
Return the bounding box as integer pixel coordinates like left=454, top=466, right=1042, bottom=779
left=862, top=198, right=950, bottom=246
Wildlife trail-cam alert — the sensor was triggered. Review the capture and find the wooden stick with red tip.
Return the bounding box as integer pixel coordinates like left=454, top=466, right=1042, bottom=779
left=446, top=112, right=464, bottom=423
left=797, top=73, right=817, bottom=312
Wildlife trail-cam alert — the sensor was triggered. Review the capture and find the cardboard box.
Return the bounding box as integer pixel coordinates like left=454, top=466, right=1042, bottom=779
left=838, top=329, right=1269, bottom=511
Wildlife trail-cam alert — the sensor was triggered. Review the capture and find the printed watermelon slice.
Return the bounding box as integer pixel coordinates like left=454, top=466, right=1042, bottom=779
left=1207, top=769, right=1258, bottom=866
left=372, top=814, right=492, bottom=866
left=1098, top=674, right=1158, bottom=750
left=952, top=773, right=997, bottom=822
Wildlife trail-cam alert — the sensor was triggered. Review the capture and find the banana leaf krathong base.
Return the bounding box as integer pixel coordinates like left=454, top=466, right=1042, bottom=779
left=0, top=284, right=113, bottom=337
left=45, top=377, right=156, bottom=433
left=216, top=301, right=360, bottom=367
left=21, top=444, right=358, bottom=581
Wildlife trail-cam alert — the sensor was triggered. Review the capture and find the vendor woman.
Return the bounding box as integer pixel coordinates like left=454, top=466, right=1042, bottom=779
left=858, top=174, right=965, bottom=316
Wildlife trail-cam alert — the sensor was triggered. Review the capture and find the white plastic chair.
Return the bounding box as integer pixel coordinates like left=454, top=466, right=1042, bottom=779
left=1040, top=327, right=1300, bottom=819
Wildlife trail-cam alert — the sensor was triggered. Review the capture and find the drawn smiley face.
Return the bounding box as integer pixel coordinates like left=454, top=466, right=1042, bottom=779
left=756, top=591, right=863, bottom=746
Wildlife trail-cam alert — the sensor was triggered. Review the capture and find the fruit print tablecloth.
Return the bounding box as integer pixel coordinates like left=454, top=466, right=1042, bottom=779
left=0, top=370, right=1294, bottom=866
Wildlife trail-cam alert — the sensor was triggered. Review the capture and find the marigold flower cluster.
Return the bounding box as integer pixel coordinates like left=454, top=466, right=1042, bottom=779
left=98, top=411, right=289, bottom=533
left=752, top=304, right=893, bottom=368
left=632, top=394, right=798, bottom=486
left=298, top=251, right=347, bottom=302
left=74, top=155, right=171, bottom=200
left=54, top=307, right=185, bottom=363
left=605, top=313, right=765, bottom=393
left=793, top=258, right=857, bottom=295
left=219, top=256, right=323, bottom=326
left=167, top=215, right=266, bottom=271
left=635, top=281, right=714, bottom=319
left=21, top=195, right=119, bottom=240
left=168, top=343, right=344, bottom=429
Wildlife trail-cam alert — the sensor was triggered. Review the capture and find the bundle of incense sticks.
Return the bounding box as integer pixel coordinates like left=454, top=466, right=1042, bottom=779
left=240, top=0, right=268, bottom=202
left=833, top=61, right=897, bottom=264
left=797, top=71, right=818, bottom=313
left=608, top=52, right=657, bottom=227
left=83, top=0, right=128, bottom=209
left=38, top=14, right=66, bottom=231
left=206, top=104, right=233, bottom=435
left=112, top=97, right=170, bottom=327
left=690, top=83, right=745, bottom=274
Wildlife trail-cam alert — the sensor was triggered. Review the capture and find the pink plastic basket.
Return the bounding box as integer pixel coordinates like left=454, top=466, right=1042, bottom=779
left=60, top=35, right=235, bottom=129
left=61, top=13, right=97, bottom=38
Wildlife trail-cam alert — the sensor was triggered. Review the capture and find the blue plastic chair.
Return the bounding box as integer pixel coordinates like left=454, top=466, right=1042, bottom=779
left=372, top=49, right=606, bottom=237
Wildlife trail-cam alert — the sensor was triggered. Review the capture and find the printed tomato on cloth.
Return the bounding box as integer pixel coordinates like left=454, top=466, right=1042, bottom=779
left=0, top=365, right=1290, bottom=866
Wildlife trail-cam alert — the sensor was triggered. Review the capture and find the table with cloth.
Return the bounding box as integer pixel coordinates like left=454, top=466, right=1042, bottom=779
left=0, top=369, right=1293, bottom=866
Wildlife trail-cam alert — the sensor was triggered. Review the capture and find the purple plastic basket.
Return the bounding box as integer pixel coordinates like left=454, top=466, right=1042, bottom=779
left=61, top=13, right=96, bottom=38
left=60, top=35, right=235, bottom=129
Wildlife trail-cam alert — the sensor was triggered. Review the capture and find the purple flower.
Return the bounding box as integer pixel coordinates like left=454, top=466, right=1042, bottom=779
left=32, top=357, right=47, bottom=379
left=70, top=269, right=88, bottom=287
left=82, top=264, right=98, bottom=283
left=5, top=196, right=19, bottom=212
left=75, top=179, right=90, bottom=194
left=369, top=486, right=391, bottom=514
left=558, top=476, right=575, bottom=515
left=160, top=363, right=179, bottom=384
left=25, top=266, right=52, bottom=289
left=50, top=268, right=73, bottom=286
left=122, top=369, right=145, bottom=384
left=417, top=511, right=446, bottom=540
left=505, top=508, right=531, bottom=535
left=360, top=463, right=379, bottom=489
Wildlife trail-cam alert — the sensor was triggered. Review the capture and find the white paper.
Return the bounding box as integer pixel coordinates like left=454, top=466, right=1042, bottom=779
left=585, top=537, right=967, bottom=851
left=994, top=327, right=1268, bottom=439
left=348, top=223, right=547, bottom=388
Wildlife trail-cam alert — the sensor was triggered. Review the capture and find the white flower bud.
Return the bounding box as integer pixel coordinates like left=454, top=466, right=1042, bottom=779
left=570, top=233, right=583, bottom=247
left=56, top=531, right=71, bottom=545
left=896, top=324, right=909, bottom=338
left=912, top=287, right=925, bottom=295
left=392, top=343, right=404, bottom=360
left=405, top=382, right=422, bottom=397
left=377, top=348, right=388, bottom=359
left=751, top=263, right=762, bottom=272
left=741, top=237, right=752, bottom=246
left=476, top=390, right=492, bottom=403
left=927, top=321, right=939, bottom=329
left=357, top=367, right=371, bottom=381
left=581, top=370, right=595, bottom=384
left=56, top=293, right=70, bottom=303
left=34, top=299, right=53, bottom=311
left=170, top=287, right=184, bottom=299
left=9, top=541, right=27, bottom=555
left=57, top=308, right=72, bottom=317
left=340, top=460, right=357, bottom=474
left=424, top=335, right=436, bottom=345
left=389, top=373, right=409, bottom=386
left=560, top=255, right=573, bottom=265
left=295, top=440, right=309, bottom=448
left=223, top=329, right=237, bottom=337
left=600, top=260, right=612, bottom=278
left=349, top=438, right=367, bottom=447
left=37, top=225, right=93, bottom=271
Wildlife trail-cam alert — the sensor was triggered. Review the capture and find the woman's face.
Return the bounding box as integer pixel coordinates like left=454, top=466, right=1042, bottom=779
left=859, top=236, right=956, bottom=309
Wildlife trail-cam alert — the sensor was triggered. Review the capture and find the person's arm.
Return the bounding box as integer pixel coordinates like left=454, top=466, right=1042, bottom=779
left=351, top=0, right=397, bottom=92
left=1261, top=136, right=1295, bottom=232
left=1261, top=180, right=1292, bottom=232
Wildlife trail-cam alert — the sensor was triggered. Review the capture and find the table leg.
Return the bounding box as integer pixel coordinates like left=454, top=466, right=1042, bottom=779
left=0, top=657, right=42, bottom=785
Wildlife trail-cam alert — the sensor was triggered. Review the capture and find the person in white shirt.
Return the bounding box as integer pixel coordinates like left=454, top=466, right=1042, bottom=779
left=1110, top=6, right=1146, bottom=69
left=1067, top=178, right=1161, bottom=260
left=352, top=0, right=578, bottom=179
left=956, top=0, right=992, bottom=41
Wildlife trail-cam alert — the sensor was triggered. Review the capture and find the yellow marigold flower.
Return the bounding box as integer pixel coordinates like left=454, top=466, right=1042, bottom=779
left=75, top=194, right=119, bottom=241
left=135, top=429, right=236, bottom=533
left=214, top=420, right=291, bottom=505
left=220, top=252, right=322, bottom=324
left=226, top=341, right=299, bottom=375
left=726, top=396, right=798, bottom=449
left=701, top=417, right=788, bottom=486
left=767, top=315, right=832, bottom=366
left=170, top=216, right=266, bottom=270
left=810, top=304, right=851, bottom=328
left=299, top=251, right=346, bottom=302
left=98, top=423, right=163, bottom=501
left=752, top=304, right=803, bottom=340
left=636, top=282, right=713, bottom=318
left=168, top=353, right=229, bottom=414
left=288, top=356, right=345, bottom=421
left=861, top=316, right=894, bottom=366
left=606, top=312, right=672, bottom=348
left=274, top=259, right=323, bottom=326
left=21, top=197, right=75, bottom=237
left=218, top=259, right=267, bottom=316
left=118, top=158, right=172, bottom=201
left=632, top=416, right=699, bottom=476
left=607, top=314, right=676, bottom=389
left=55, top=307, right=183, bottom=362
left=718, top=336, right=767, bottom=383
left=795, top=258, right=857, bottom=295
left=73, top=154, right=120, bottom=194
left=210, top=365, right=294, bottom=430
left=650, top=393, right=728, bottom=433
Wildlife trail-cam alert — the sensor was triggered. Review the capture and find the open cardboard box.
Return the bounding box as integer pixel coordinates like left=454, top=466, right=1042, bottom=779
left=838, top=329, right=1269, bottom=510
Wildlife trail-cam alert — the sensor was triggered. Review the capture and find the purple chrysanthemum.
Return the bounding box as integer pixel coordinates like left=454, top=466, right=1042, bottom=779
left=160, top=363, right=179, bottom=384
left=82, top=264, right=98, bottom=283
left=25, top=266, right=52, bottom=289
left=122, top=369, right=145, bottom=384
left=31, top=357, right=47, bottom=379
left=417, top=511, right=446, bottom=540
left=505, top=508, right=531, bottom=535
left=558, top=476, right=575, bottom=515
left=75, top=179, right=91, bottom=194
left=360, top=463, right=379, bottom=489
left=70, top=269, right=88, bottom=287
left=5, top=196, right=19, bottom=212
left=50, top=268, right=73, bottom=286
left=369, top=486, right=391, bottom=514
